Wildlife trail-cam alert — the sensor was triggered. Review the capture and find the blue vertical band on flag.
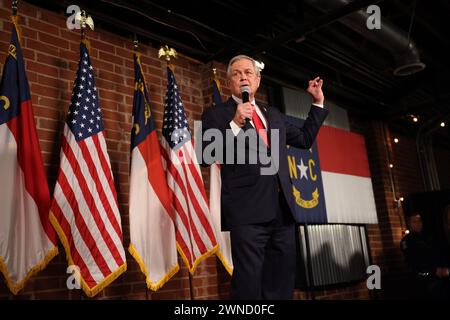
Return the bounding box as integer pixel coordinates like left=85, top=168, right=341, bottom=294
left=0, top=26, right=29, bottom=125
left=286, top=115, right=327, bottom=223
left=66, top=42, right=104, bottom=141
left=212, top=79, right=222, bottom=107
left=131, top=54, right=155, bottom=149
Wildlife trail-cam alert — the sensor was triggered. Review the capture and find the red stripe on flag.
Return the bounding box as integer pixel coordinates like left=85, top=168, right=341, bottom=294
left=7, top=100, right=57, bottom=244
left=62, top=137, right=124, bottom=268
left=316, top=125, right=371, bottom=178
left=137, top=131, right=173, bottom=218
left=180, top=160, right=208, bottom=254
left=183, top=149, right=209, bottom=205
left=78, top=139, right=123, bottom=240
left=161, top=148, right=194, bottom=235
left=51, top=201, right=96, bottom=287
left=92, top=135, right=120, bottom=213
left=56, top=168, right=111, bottom=277
left=181, top=152, right=216, bottom=246
left=161, top=146, right=203, bottom=265
left=138, top=133, right=195, bottom=263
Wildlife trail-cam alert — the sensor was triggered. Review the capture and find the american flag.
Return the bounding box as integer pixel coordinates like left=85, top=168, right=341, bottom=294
left=49, top=41, right=126, bottom=297
left=160, top=66, right=217, bottom=273
left=128, top=53, right=179, bottom=290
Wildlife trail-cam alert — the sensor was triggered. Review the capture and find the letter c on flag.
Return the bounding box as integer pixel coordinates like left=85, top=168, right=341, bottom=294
left=0, top=96, right=10, bottom=110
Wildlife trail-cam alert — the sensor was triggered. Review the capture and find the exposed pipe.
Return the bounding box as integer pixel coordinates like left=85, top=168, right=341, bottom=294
left=305, top=0, right=426, bottom=76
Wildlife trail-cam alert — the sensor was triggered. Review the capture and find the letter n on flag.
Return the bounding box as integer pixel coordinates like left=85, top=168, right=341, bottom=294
left=286, top=116, right=377, bottom=224
left=49, top=40, right=126, bottom=297
left=128, top=52, right=179, bottom=290
left=0, top=17, right=58, bottom=295
left=160, top=66, right=218, bottom=273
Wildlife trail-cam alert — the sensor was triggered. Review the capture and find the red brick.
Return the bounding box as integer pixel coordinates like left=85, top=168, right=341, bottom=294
left=30, top=83, right=61, bottom=98
left=38, top=32, right=69, bottom=49
left=99, top=50, right=124, bottom=67
left=27, top=18, right=59, bottom=35
left=97, top=69, right=124, bottom=84
left=27, top=61, right=58, bottom=78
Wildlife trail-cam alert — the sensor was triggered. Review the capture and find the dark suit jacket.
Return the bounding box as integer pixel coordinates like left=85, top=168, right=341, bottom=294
left=201, top=97, right=328, bottom=231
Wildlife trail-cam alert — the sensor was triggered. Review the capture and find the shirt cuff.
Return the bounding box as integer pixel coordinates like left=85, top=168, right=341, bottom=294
left=312, top=103, right=324, bottom=108
left=229, top=120, right=242, bottom=136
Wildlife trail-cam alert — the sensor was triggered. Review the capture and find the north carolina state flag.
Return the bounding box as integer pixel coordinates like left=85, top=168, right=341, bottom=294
left=287, top=116, right=377, bottom=224
left=0, top=18, right=58, bottom=294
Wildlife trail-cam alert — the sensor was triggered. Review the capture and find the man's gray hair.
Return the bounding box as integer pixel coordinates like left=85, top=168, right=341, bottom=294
left=226, top=55, right=261, bottom=78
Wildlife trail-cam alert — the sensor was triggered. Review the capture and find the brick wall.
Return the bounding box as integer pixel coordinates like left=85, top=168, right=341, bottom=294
left=1, top=0, right=450, bottom=300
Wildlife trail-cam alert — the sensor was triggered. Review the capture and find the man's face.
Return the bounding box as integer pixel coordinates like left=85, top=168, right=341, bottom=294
left=409, top=214, right=423, bottom=233
left=228, top=58, right=261, bottom=100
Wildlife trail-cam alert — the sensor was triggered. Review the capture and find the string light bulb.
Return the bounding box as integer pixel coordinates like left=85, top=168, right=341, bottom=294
left=389, top=163, right=394, bottom=168
left=441, top=122, right=446, bottom=127
left=394, top=138, right=399, bottom=143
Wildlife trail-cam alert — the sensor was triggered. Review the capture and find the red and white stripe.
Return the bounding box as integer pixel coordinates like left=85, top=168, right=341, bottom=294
left=128, top=131, right=179, bottom=290
left=317, top=126, right=378, bottom=224
left=50, top=125, right=126, bottom=296
left=160, top=138, right=217, bottom=273
left=0, top=100, right=58, bottom=294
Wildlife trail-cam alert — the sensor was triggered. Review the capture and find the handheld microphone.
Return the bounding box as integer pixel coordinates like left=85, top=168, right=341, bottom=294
left=241, top=86, right=250, bottom=123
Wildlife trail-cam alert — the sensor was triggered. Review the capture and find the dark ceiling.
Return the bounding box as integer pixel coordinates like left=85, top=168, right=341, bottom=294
left=24, top=0, right=450, bottom=145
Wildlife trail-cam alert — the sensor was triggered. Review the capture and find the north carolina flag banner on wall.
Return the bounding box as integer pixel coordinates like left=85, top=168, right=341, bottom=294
left=160, top=66, right=217, bottom=273
left=0, top=18, right=58, bottom=295
left=128, top=53, right=179, bottom=290
left=209, top=77, right=233, bottom=275
left=49, top=41, right=126, bottom=297
left=287, top=116, right=378, bottom=224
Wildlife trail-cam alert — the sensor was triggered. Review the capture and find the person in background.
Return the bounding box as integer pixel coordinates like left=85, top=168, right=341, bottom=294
left=401, top=213, right=450, bottom=299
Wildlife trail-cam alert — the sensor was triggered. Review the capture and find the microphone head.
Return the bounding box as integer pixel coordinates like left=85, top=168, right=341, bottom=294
left=241, top=85, right=250, bottom=93
left=241, top=85, right=250, bottom=103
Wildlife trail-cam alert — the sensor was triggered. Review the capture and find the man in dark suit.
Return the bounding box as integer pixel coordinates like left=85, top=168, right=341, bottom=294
left=201, top=55, right=328, bottom=299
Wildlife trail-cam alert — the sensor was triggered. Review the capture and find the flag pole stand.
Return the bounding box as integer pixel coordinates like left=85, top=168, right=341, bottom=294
left=188, top=271, right=195, bottom=300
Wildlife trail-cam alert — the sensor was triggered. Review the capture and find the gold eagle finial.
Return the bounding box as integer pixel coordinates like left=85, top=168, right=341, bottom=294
left=158, top=45, right=177, bottom=62
left=75, top=10, right=94, bottom=31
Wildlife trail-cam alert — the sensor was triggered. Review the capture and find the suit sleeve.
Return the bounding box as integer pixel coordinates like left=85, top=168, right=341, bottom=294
left=284, top=105, right=329, bottom=149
